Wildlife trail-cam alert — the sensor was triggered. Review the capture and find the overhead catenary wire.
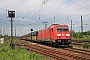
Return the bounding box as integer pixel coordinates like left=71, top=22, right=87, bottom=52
left=55, top=0, right=89, bottom=17
left=44, top=0, right=74, bottom=17
left=0, top=0, right=7, bottom=17
left=23, top=0, right=47, bottom=19
left=30, top=4, right=45, bottom=19
left=23, top=0, right=47, bottom=21
left=72, top=13, right=90, bottom=21
left=24, top=1, right=42, bottom=17
left=0, top=0, right=6, bottom=10
left=47, top=0, right=89, bottom=21
left=84, top=13, right=90, bottom=17
left=23, top=0, right=39, bottom=13
left=22, top=4, right=43, bottom=21
left=29, top=0, right=48, bottom=19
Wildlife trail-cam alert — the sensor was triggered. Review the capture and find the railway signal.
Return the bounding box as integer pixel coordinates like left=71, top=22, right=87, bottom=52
left=30, top=28, right=33, bottom=40
left=8, top=10, right=15, bottom=49
left=8, top=11, right=15, bottom=18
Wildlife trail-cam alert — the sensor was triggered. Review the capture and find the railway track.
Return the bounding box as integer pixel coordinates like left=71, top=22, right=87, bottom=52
left=14, top=41, right=90, bottom=60
left=62, top=47, right=90, bottom=56
left=72, top=40, right=90, bottom=43
left=70, top=42, right=90, bottom=48
left=71, top=43, right=82, bottom=45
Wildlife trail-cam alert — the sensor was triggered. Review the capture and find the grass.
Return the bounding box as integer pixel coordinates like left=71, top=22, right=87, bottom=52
left=0, top=40, right=49, bottom=60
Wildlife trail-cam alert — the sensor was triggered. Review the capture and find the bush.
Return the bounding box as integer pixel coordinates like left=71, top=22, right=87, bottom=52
left=82, top=42, right=89, bottom=49
left=0, top=35, right=3, bottom=38
left=87, top=30, right=90, bottom=35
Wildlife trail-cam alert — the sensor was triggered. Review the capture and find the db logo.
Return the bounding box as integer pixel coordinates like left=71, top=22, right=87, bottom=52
left=62, top=34, right=65, bottom=36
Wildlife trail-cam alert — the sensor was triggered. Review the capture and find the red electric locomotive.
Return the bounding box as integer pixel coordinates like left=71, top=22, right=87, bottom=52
left=38, top=24, right=71, bottom=47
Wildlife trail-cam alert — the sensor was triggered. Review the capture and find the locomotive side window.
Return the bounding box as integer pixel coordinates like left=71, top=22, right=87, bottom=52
left=52, top=28, right=53, bottom=32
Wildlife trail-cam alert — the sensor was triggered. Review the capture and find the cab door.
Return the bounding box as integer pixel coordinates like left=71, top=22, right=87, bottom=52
left=50, top=28, right=54, bottom=40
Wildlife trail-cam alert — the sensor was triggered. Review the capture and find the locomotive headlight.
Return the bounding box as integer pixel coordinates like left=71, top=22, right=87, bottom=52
left=66, top=34, right=70, bottom=36
left=57, top=34, right=61, bottom=36
left=68, top=40, right=71, bottom=42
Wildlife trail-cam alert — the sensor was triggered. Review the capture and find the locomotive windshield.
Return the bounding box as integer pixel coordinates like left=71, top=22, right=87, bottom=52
left=57, top=27, right=62, bottom=32
left=63, top=28, right=68, bottom=31
left=57, top=27, right=68, bottom=32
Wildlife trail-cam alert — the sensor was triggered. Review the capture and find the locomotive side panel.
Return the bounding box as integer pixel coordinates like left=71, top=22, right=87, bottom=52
left=38, top=29, right=51, bottom=41
left=50, top=25, right=57, bottom=42
left=38, top=30, right=43, bottom=41
left=45, top=28, right=51, bottom=41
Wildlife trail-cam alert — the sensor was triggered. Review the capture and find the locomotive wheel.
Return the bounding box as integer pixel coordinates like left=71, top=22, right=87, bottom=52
left=50, top=42, right=54, bottom=47
left=54, top=43, right=59, bottom=48
left=47, top=41, right=49, bottom=46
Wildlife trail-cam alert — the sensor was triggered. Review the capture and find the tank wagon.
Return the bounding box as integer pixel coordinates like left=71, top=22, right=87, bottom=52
left=21, top=24, right=71, bottom=47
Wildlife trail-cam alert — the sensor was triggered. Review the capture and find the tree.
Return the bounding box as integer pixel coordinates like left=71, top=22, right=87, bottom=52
left=75, top=32, right=83, bottom=38
left=87, top=30, right=90, bottom=35
left=82, top=32, right=87, bottom=35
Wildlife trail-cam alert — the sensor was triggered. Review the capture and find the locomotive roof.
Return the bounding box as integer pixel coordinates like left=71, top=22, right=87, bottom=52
left=50, top=24, right=68, bottom=27
left=38, top=24, right=68, bottom=31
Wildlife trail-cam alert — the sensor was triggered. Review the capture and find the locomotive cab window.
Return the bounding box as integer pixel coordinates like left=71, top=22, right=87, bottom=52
left=63, top=28, right=68, bottom=31
left=57, top=27, right=62, bottom=32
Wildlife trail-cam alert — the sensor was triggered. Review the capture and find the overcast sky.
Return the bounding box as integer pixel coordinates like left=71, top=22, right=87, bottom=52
left=0, top=0, right=90, bottom=36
